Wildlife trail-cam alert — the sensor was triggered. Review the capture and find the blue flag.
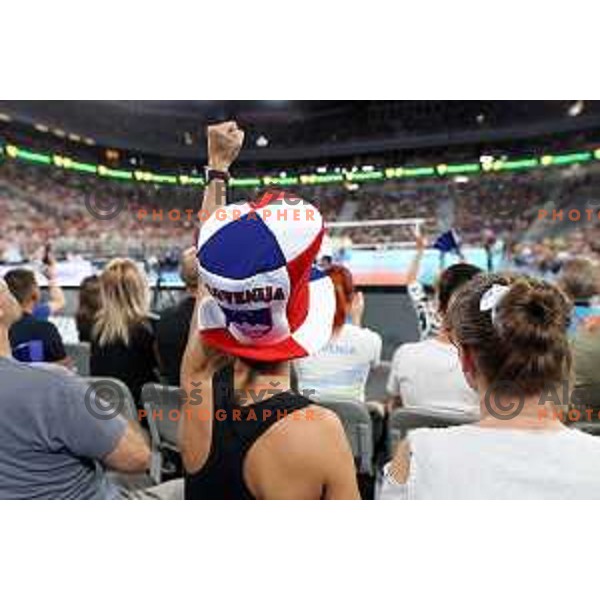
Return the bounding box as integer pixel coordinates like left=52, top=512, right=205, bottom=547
left=433, top=230, right=462, bottom=255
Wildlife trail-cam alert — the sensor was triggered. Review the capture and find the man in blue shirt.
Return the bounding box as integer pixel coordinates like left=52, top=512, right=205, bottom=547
left=4, top=268, right=68, bottom=363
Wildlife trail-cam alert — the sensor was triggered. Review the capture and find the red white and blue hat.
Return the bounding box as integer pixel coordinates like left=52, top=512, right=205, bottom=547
left=196, top=191, right=336, bottom=362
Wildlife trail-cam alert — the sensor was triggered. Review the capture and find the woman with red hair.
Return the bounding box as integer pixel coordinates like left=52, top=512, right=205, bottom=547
left=293, top=264, right=383, bottom=406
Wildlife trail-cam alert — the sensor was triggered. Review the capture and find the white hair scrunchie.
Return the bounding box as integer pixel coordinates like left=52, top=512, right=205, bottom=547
left=479, top=284, right=510, bottom=327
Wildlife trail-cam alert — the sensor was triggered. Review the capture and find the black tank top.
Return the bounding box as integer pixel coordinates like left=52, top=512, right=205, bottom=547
left=184, top=366, right=313, bottom=500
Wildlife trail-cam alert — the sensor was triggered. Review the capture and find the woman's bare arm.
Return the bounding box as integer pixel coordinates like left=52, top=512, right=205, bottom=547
left=388, top=439, right=411, bottom=484
left=406, top=233, right=427, bottom=285
left=179, top=121, right=244, bottom=471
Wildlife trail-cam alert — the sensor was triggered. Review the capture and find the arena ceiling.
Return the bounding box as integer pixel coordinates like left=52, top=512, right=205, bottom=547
left=1, top=100, right=600, bottom=163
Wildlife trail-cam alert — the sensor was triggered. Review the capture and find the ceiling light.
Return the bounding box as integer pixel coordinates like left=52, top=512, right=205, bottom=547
left=568, top=101, right=585, bottom=117
left=256, top=135, right=269, bottom=148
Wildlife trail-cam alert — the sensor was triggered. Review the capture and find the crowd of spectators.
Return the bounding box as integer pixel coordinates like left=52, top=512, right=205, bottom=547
left=4, top=159, right=600, bottom=262
left=3, top=156, right=600, bottom=288
left=0, top=161, right=197, bottom=261
left=0, top=162, right=347, bottom=262
left=2, top=121, right=600, bottom=500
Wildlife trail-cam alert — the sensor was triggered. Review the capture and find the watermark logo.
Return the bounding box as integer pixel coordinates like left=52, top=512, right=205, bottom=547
left=84, top=379, right=127, bottom=421
left=537, top=202, right=600, bottom=224
left=84, top=193, right=126, bottom=221
left=82, top=189, right=314, bottom=224
left=81, top=377, right=600, bottom=425
left=483, top=378, right=600, bottom=423
left=82, top=379, right=319, bottom=423
left=483, top=380, right=526, bottom=420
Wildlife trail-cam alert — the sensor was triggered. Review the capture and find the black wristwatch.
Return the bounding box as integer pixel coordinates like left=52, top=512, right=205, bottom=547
left=205, top=167, right=231, bottom=184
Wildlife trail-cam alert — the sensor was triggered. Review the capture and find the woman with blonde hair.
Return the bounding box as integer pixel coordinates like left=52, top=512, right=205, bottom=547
left=90, top=258, right=158, bottom=403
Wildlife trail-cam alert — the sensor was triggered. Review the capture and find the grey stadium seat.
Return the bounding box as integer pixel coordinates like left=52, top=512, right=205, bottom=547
left=82, top=376, right=138, bottom=421
left=142, top=383, right=183, bottom=483
left=570, top=385, right=600, bottom=410
left=316, top=400, right=374, bottom=475
left=365, top=361, right=391, bottom=402
left=65, top=342, right=91, bottom=376
left=571, top=420, right=600, bottom=436
left=388, top=407, right=479, bottom=456
left=141, top=384, right=375, bottom=480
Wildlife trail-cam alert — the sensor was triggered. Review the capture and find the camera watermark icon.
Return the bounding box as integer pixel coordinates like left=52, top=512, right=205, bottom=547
left=84, top=193, right=126, bottom=220
left=483, top=379, right=600, bottom=422
left=483, top=380, right=526, bottom=420
left=84, top=379, right=127, bottom=421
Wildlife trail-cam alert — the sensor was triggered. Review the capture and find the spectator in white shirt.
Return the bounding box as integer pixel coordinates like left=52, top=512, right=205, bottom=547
left=387, top=263, right=482, bottom=415
left=294, top=264, right=382, bottom=405
left=381, top=273, right=600, bottom=499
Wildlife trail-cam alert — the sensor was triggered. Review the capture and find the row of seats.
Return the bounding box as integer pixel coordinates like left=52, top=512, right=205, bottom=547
left=82, top=379, right=374, bottom=483
left=140, top=383, right=374, bottom=483
left=64, top=341, right=391, bottom=402
left=81, top=377, right=600, bottom=486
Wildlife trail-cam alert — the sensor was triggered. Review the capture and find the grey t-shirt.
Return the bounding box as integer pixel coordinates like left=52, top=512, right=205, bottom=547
left=0, top=357, right=127, bottom=499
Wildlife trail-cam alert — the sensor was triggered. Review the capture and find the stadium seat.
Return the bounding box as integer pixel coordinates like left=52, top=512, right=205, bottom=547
left=388, top=407, right=479, bottom=456
left=141, top=383, right=182, bottom=483
left=365, top=361, right=390, bottom=402
left=572, top=421, right=600, bottom=436
left=571, top=385, right=600, bottom=410
left=316, top=400, right=374, bottom=475
left=65, top=342, right=91, bottom=376
left=82, top=376, right=138, bottom=421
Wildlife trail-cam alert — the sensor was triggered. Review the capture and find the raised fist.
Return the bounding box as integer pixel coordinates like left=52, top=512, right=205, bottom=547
left=207, top=121, right=245, bottom=171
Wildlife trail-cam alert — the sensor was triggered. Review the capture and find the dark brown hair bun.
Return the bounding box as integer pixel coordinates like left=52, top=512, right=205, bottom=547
left=448, top=273, right=572, bottom=395
left=495, top=279, right=571, bottom=350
